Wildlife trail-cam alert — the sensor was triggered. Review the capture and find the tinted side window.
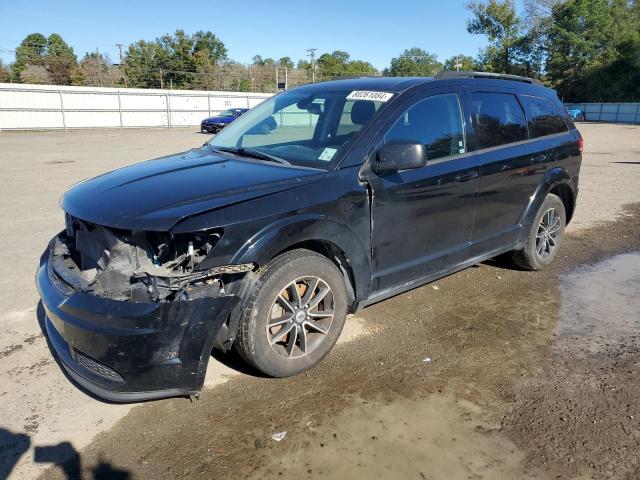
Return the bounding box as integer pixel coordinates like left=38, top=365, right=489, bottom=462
left=520, top=95, right=569, bottom=138
left=384, top=93, right=466, bottom=161
left=470, top=92, right=527, bottom=149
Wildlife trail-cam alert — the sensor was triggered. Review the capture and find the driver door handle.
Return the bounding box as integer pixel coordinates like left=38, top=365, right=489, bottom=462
left=455, top=171, right=479, bottom=183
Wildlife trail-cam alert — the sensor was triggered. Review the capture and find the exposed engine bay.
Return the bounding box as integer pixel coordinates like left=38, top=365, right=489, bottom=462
left=51, top=214, right=253, bottom=302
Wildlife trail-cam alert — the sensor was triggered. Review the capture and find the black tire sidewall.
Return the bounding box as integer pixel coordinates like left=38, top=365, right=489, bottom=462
left=238, top=250, right=347, bottom=377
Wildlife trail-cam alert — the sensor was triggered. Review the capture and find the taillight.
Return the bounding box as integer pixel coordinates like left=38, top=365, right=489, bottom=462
left=578, top=134, right=584, bottom=153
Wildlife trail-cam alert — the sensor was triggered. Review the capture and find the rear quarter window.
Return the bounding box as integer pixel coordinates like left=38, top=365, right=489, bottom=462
left=470, top=92, right=528, bottom=150
left=519, top=95, right=569, bottom=138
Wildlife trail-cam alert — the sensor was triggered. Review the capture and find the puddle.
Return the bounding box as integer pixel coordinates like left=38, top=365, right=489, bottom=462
left=555, top=252, right=640, bottom=356
left=251, top=394, right=533, bottom=480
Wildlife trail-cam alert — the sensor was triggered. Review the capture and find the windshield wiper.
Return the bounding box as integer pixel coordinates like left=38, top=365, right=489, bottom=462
left=209, top=146, right=291, bottom=165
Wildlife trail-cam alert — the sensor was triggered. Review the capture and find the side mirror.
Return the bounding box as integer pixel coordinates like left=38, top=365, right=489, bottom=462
left=372, top=140, right=427, bottom=173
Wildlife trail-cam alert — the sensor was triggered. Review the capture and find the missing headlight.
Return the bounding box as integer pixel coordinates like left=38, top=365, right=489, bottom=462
left=51, top=220, right=253, bottom=303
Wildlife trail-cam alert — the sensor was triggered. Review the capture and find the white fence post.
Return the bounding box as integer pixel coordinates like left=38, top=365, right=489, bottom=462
left=59, top=90, right=67, bottom=131
left=117, top=90, right=123, bottom=130
left=165, top=92, right=171, bottom=128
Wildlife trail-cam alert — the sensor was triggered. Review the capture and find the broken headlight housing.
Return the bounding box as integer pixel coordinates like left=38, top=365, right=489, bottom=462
left=53, top=215, right=253, bottom=302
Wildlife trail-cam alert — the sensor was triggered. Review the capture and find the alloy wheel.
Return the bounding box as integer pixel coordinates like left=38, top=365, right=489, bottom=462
left=266, top=276, right=335, bottom=359
left=536, top=207, right=561, bottom=259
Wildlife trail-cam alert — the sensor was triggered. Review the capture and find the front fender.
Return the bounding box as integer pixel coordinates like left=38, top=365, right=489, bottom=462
left=517, top=166, right=576, bottom=243
left=230, top=214, right=372, bottom=301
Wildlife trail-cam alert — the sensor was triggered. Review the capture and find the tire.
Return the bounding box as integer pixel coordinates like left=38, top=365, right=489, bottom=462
left=511, top=193, right=566, bottom=271
left=234, top=249, right=348, bottom=377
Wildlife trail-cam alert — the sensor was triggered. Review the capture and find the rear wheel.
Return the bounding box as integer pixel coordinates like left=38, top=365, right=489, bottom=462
left=234, top=249, right=347, bottom=377
left=511, top=193, right=566, bottom=270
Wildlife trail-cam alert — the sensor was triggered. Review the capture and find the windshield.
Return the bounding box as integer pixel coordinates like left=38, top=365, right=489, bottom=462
left=208, top=89, right=390, bottom=170
left=217, top=109, right=236, bottom=116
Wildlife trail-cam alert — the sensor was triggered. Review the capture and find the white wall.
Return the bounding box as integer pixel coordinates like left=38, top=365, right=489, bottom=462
left=0, top=83, right=273, bottom=131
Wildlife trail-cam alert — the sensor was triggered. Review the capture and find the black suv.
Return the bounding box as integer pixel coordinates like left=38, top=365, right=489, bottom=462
left=37, top=73, right=582, bottom=401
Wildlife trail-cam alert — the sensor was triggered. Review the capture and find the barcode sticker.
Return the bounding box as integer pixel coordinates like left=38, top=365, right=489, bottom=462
left=346, top=91, right=394, bottom=102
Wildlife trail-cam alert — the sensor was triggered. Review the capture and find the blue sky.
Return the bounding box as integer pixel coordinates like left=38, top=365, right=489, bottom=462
left=0, top=0, right=523, bottom=70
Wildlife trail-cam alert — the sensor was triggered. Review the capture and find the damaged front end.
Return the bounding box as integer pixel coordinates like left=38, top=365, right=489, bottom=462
left=55, top=214, right=253, bottom=303
left=37, top=215, right=252, bottom=402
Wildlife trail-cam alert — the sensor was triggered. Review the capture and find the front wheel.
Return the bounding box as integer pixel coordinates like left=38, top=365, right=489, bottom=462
left=234, top=249, right=348, bottom=377
left=511, top=193, right=566, bottom=270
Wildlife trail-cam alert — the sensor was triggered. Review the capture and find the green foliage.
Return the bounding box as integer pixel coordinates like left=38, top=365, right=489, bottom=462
left=547, top=0, right=640, bottom=101
left=316, top=50, right=378, bottom=78
left=465, top=0, right=640, bottom=101
left=125, top=30, right=227, bottom=88
left=13, top=33, right=48, bottom=81
left=12, top=32, right=77, bottom=84
left=46, top=34, right=77, bottom=84
left=466, top=0, right=522, bottom=74
left=387, top=48, right=442, bottom=76
left=443, top=55, right=478, bottom=72
left=278, top=57, right=294, bottom=69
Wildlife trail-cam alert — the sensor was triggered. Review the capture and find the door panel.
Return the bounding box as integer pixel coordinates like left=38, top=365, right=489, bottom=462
left=470, top=141, right=549, bottom=252
left=465, top=89, right=549, bottom=254
left=367, top=91, right=479, bottom=292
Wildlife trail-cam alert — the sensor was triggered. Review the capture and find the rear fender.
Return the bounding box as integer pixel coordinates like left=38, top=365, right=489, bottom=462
left=517, top=167, right=576, bottom=244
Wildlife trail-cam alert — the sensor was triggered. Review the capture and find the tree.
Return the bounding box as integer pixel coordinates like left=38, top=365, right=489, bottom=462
left=0, top=60, right=12, bottom=82
left=387, top=48, right=442, bottom=76
left=443, top=54, right=477, bottom=71
left=13, top=33, right=48, bottom=81
left=20, top=64, right=51, bottom=84
left=466, top=0, right=523, bottom=73
left=46, top=33, right=77, bottom=84
left=76, top=52, right=121, bottom=87
left=545, top=0, right=618, bottom=100
left=125, top=30, right=227, bottom=89
left=316, top=51, right=377, bottom=79
left=585, top=35, right=640, bottom=101
left=278, top=57, right=294, bottom=69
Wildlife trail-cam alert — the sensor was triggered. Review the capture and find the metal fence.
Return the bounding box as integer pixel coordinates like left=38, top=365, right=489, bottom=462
left=565, top=103, right=640, bottom=124
left=0, top=83, right=273, bottom=131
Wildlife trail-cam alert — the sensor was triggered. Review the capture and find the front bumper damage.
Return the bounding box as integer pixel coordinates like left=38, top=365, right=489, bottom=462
left=201, top=123, right=225, bottom=133
left=37, top=222, right=248, bottom=402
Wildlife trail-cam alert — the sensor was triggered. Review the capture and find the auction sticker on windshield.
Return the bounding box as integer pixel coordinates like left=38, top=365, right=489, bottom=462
left=318, top=147, right=337, bottom=161
left=346, top=91, right=394, bottom=102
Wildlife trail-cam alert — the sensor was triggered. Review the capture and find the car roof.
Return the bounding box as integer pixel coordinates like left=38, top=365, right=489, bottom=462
left=295, top=76, right=432, bottom=94
left=292, top=74, right=557, bottom=100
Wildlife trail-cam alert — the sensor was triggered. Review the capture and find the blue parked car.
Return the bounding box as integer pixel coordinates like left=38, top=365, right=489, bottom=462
left=200, top=108, right=249, bottom=133
left=567, top=106, right=585, bottom=122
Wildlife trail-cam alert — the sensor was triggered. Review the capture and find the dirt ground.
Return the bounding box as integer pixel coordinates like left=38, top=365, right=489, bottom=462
left=0, top=123, right=639, bottom=479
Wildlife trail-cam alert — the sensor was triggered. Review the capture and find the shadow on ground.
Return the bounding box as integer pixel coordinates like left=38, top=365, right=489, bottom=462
left=0, top=427, right=131, bottom=480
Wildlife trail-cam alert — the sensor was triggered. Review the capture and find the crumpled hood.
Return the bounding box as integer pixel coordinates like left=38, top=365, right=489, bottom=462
left=202, top=116, right=233, bottom=123
left=61, top=148, right=324, bottom=231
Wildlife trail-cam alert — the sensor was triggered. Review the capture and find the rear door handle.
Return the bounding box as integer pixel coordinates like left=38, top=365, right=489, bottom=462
left=455, top=171, right=478, bottom=182
left=531, top=154, right=547, bottom=164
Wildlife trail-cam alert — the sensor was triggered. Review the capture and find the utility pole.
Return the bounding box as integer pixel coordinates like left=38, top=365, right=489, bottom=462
left=96, top=48, right=103, bottom=87
left=454, top=56, right=462, bottom=72
left=306, top=48, right=317, bottom=83
left=115, top=43, right=128, bottom=87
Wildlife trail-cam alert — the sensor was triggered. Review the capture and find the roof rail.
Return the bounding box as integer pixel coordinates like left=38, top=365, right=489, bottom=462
left=435, top=70, right=543, bottom=85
